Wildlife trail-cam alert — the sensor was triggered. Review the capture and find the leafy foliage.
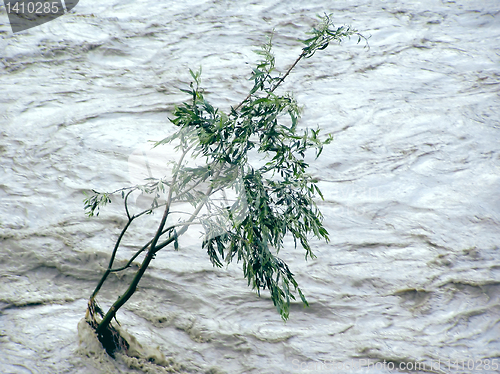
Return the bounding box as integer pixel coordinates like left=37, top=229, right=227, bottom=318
left=165, top=72, right=332, bottom=318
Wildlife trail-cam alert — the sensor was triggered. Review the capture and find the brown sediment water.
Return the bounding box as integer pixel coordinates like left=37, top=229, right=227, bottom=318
left=0, top=1, right=499, bottom=373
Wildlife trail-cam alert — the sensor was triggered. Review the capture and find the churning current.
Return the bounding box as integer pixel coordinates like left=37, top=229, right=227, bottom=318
left=0, top=0, right=499, bottom=373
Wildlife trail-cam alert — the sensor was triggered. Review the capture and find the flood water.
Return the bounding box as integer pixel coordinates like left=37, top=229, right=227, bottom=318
left=1, top=0, right=499, bottom=373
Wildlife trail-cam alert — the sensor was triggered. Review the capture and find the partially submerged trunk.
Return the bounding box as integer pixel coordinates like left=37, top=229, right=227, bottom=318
left=86, top=299, right=129, bottom=357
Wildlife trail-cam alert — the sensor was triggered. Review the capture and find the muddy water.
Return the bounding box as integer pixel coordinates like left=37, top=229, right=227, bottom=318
left=1, top=0, right=499, bottom=373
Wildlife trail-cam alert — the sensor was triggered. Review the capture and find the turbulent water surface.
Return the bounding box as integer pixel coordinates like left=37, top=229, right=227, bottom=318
left=1, top=0, right=499, bottom=373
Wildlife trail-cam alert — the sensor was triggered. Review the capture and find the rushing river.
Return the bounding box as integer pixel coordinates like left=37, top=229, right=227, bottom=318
left=1, top=0, right=499, bottom=373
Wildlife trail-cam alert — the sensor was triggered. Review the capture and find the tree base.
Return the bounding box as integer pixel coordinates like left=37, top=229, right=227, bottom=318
left=85, top=299, right=129, bottom=357
left=83, top=300, right=170, bottom=366
left=86, top=318, right=129, bottom=358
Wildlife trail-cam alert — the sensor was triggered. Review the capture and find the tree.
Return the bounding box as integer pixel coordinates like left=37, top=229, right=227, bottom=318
left=83, top=14, right=365, bottom=356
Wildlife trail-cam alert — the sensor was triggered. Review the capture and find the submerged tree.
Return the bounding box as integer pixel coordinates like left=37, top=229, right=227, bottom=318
left=84, top=14, right=365, bottom=356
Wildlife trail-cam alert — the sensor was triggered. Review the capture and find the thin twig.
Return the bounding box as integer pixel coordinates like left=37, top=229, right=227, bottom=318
left=233, top=52, right=305, bottom=112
